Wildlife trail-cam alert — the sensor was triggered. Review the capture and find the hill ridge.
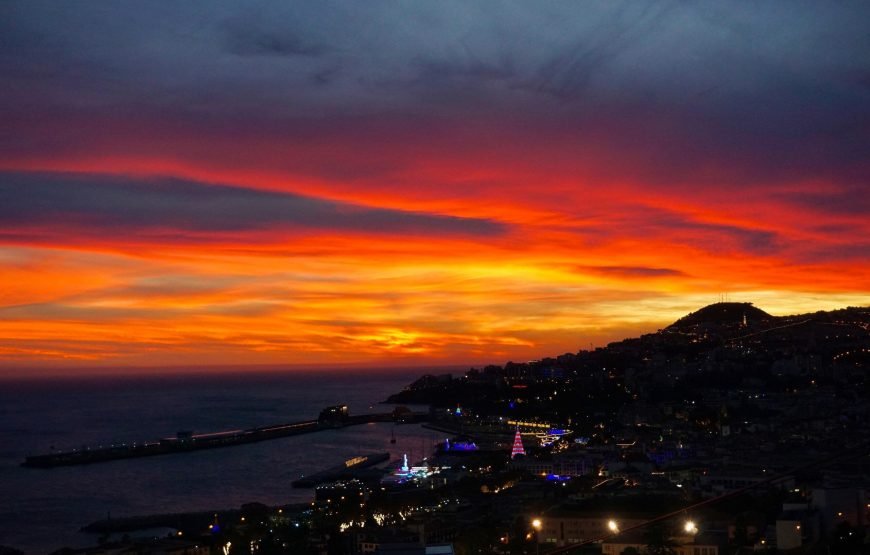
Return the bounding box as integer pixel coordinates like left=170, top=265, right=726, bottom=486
left=666, top=301, right=773, bottom=330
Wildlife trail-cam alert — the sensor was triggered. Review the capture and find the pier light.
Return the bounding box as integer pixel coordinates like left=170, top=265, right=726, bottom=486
left=608, top=520, right=619, bottom=533
left=684, top=520, right=698, bottom=534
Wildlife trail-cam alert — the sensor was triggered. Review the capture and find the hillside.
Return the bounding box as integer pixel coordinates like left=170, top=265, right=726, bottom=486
left=387, top=303, right=870, bottom=406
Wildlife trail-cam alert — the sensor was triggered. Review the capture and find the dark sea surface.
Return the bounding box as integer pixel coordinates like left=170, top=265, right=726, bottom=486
left=0, top=369, right=441, bottom=554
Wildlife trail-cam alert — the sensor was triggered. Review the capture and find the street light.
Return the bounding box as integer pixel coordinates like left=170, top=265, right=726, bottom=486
left=531, top=518, right=543, bottom=555
left=608, top=520, right=619, bottom=533
left=684, top=520, right=698, bottom=535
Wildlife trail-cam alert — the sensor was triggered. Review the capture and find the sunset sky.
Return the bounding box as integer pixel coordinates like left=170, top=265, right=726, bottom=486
left=1, top=2, right=869, bottom=372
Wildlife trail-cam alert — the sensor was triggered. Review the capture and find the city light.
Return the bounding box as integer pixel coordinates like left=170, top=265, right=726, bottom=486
left=608, top=520, right=619, bottom=533
left=684, top=520, right=698, bottom=534
left=531, top=519, right=543, bottom=555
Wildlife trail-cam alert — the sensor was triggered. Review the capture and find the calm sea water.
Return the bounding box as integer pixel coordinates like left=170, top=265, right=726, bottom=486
left=0, top=369, right=442, bottom=554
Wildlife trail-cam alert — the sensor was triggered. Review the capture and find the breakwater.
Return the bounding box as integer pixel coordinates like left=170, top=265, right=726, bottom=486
left=23, top=411, right=427, bottom=468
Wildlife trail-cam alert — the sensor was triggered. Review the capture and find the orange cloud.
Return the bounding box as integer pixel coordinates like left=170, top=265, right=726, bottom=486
left=0, top=117, right=868, bottom=372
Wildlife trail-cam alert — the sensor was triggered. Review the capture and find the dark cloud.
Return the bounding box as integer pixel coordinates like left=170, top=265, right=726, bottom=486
left=796, top=242, right=870, bottom=264
left=576, top=206, right=782, bottom=256
left=575, top=265, right=686, bottom=278
left=225, top=32, right=327, bottom=57
left=220, top=16, right=328, bottom=58
left=655, top=213, right=781, bottom=255
left=412, top=56, right=515, bottom=85
left=0, top=172, right=506, bottom=237
left=4, top=2, right=868, bottom=111
left=779, top=187, right=870, bottom=217
left=523, top=2, right=675, bottom=101
left=0, top=299, right=280, bottom=321
left=1, top=2, right=869, bottom=196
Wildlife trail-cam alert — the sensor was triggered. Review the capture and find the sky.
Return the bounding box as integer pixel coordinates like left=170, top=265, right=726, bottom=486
left=1, top=1, right=869, bottom=373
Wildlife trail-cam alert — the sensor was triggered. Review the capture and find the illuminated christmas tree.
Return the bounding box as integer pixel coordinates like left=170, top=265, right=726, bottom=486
left=511, top=428, right=525, bottom=458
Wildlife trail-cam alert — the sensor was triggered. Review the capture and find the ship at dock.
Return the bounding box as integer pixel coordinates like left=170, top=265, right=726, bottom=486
left=291, top=452, right=391, bottom=488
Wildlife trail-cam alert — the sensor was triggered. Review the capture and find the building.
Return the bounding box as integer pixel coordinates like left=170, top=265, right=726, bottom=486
left=535, top=513, right=648, bottom=547
left=511, top=456, right=589, bottom=477
left=601, top=532, right=723, bottom=555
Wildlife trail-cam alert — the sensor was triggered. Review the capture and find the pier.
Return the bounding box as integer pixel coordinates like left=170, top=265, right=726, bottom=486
left=23, top=406, right=427, bottom=468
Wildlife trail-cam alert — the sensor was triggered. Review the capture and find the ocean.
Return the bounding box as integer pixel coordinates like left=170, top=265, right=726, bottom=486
left=0, top=369, right=442, bottom=554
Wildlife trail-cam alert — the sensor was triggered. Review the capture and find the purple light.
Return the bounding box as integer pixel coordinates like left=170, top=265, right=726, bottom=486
left=449, top=441, right=478, bottom=451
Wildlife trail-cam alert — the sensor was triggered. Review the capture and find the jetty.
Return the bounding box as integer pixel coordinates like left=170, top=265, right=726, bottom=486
left=23, top=405, right=427, bottom=468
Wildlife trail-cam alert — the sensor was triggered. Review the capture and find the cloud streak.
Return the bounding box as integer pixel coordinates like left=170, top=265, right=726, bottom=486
left=0, top=172, right=505, bottom=238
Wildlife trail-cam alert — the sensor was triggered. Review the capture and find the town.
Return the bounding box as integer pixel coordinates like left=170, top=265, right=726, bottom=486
left=41, top=302, right=869, bottom=555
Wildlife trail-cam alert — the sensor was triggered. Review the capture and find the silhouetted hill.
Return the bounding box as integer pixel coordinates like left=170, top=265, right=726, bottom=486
left=666, top=302, right=773, bottom=330
left=387, top=303, right=870, bottom=406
